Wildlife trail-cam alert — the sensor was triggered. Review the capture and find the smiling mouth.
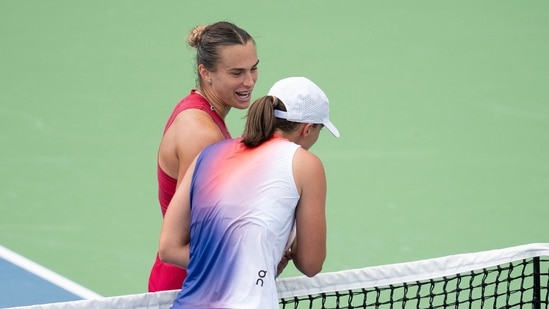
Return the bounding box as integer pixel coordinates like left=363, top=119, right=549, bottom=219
left=236, top=91, right=251, bottom=100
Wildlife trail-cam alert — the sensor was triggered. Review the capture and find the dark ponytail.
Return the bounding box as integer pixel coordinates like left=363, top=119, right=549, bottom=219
left=241, top=96, right=299, bottom=147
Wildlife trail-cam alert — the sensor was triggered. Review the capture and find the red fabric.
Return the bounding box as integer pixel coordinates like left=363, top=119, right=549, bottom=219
left=148, top=253, right=187, bottom=292
left=157, top=164, right=177, bottom=217
left=158, top=90, right=231, bottom=216
left=148, top=90, right=231, bottom=292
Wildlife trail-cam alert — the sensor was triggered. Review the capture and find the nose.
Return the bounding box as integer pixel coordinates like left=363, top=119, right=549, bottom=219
left=243, top=71, right=257, bottom=88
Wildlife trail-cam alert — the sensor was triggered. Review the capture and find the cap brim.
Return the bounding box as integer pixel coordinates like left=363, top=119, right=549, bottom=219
left=324, top=121, right=340, bottom=138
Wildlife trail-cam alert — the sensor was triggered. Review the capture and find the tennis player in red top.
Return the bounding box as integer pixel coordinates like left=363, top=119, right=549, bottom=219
left=148, top=21, right=259, bottom=292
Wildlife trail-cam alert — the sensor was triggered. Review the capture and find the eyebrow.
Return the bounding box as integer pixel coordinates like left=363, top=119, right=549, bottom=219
left=229, top=59, right=260, bottom=72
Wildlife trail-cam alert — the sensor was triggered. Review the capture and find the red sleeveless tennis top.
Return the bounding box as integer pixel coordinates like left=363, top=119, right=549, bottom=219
left=157, top=90, right=231, bottom=216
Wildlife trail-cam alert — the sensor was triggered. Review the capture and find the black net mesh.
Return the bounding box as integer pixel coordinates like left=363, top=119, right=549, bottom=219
left=279, top=257, right=549, bottom=309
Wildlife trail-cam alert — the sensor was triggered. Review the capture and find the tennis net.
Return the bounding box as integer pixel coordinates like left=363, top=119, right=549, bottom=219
left=11, top=243, right=549, bottom=309
left=277, top=243, right=549, bottom=308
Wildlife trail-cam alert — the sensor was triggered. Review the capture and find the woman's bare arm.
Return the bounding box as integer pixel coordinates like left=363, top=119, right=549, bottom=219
left=158, top=158, right=198, bottom=268
left=291, top=148, right=327, bottom=277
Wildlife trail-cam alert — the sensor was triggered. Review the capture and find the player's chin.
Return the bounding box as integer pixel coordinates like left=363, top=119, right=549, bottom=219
left=232, top=100, right=251, bottom=110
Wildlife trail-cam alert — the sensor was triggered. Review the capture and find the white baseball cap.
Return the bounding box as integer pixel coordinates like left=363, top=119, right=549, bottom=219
left=268, top=77, right=340, bottom=138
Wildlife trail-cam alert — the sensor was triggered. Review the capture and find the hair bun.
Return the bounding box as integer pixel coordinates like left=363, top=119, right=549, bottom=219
left=187, top=25, right=207, bottom=48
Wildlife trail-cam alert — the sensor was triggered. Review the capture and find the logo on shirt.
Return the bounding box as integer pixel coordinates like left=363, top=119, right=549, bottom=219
left=256, top=270, right=267, bottom=287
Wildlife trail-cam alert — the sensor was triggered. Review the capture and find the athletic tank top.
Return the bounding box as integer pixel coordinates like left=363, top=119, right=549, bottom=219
left=171, top=136, right=301, bottom=309
left=157, top=90, right=231, bottom=216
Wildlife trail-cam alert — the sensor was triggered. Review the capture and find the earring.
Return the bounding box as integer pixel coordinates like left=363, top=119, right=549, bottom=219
left=208, top=79, right=212, bottom=84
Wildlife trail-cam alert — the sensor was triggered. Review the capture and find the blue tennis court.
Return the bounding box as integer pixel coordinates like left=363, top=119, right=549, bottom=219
left=0, top=245, right=100, bottom=308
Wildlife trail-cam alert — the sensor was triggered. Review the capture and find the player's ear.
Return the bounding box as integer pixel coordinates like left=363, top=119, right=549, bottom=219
left=198, top=64, right=211, bottom=84
left=302, top=123, right=314, bottom=136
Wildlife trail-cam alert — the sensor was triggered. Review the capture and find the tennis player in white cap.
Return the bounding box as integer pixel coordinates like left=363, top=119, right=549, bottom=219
left=159, top=76, right=339, bottom=308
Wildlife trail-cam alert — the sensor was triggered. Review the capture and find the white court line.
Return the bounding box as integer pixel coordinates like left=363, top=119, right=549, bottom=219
left=0, top=244, right=102, bottom=299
